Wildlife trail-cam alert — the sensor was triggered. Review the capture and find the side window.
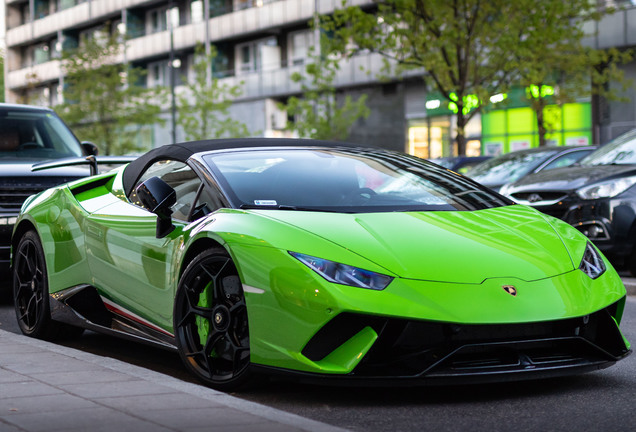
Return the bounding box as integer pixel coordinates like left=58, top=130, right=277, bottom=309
left=190, top=183, right=225, bottom=221
left=130, top=160, right=224, bottom=221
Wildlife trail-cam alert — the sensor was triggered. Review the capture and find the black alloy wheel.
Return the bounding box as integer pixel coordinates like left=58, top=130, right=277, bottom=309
left=174, top=248, right=251, bottom=390
left=13, top=230, right=83, bottom=340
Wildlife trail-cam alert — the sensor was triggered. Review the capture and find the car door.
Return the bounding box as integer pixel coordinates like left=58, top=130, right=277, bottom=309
left=85, top=159, right=222, bottom=332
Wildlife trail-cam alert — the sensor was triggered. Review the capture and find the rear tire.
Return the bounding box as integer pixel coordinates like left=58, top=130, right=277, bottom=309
left=174, top=248, right=251, bottom=391
left=13, top=230, right=84, bottom=340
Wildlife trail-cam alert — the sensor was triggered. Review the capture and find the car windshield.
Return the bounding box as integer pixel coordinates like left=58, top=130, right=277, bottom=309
left=203, top=148, right=510, bottom=213
left=580, top=129, right=636, bottom=166
left=469, top=149, right=559, bottom=185
left=0, top=110, right=82, bottom=160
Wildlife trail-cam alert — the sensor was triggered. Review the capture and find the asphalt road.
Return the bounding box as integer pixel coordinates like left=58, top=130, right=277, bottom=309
left=1, top=291, right=634, bottom=432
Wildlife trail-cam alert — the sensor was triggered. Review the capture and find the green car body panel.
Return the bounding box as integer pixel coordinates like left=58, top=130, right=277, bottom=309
left=14, top=165, right=630, bottom=376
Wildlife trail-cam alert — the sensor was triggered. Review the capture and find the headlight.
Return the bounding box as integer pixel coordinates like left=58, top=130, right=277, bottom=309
left=576, top=176, right=636, bottom=200
left=289, top=251, right=393, bottom=290
left=579, top=242, right=606, bottom=279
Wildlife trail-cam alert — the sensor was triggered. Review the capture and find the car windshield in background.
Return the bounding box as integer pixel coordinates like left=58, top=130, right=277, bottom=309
left=580, top=129, right=636, bottom=166
left=0, top=110, right=82, bottom=160
left=469, top=149, right=559, bottom=185
left=203, top=148, right=510, bottom=213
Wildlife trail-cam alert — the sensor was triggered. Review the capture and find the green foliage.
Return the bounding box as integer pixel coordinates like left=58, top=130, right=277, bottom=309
left=280, top=32, right=370, bottom=141
left=177, top=43, right=249, bottom=141
left=55, top=31, right=166, bottom=155
left=324, top=0, right=521, bottom=155
left=324, top=0, right=632, bottom=154
left=512, top=0, right=632, bottom=146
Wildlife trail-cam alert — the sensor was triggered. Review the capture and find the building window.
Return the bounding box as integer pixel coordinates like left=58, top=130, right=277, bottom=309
left=148, top=61, right=170, bottom=87
left=21, top=3, right=32, bottom=25
left=234, top=0, right=254, bottom=10
left=235, top=37, right=279, bottom=74
left=33, top=43, right=50, bottom=65
left=288, top=30, right=314, bottom=66
left=209, top=0, right=232, bottom=17
left=190, top=0, right=203, bottom=23
left=147, top=6, right=179, bottom=34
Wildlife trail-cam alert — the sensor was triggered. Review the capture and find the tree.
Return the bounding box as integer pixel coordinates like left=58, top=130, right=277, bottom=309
left=279, top=33, right=370, bottom=141
left=512, top=0, right=632, bottom=146
left=56, top=30, right=166, bottom=155
left=177, top=43, right=249, bottom=141
left=325, top=0, right=522, bottom=155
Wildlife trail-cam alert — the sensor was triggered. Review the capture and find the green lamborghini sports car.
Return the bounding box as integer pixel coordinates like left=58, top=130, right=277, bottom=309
left=11, top=139, right=631, bottom=389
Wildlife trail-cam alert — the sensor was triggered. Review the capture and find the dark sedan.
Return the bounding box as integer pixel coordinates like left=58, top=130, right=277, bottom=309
left=0, top=104, right=96, bottom=290
left=468, top=146, right=596, bottom=192
left=500, top=129, right=636, bottom=274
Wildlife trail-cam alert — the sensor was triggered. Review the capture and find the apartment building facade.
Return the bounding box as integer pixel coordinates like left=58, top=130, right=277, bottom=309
left=4, top=0, right=636, bottom=156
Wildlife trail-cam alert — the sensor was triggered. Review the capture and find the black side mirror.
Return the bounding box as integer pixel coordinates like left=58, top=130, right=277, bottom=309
left=135, top=176, right=176, bottom=238
left=81, top=141, right=99, bottom=156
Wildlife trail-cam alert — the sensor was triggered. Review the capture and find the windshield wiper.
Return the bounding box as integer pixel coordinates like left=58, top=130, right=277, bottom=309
left=239, top=204, right=339, bottom=213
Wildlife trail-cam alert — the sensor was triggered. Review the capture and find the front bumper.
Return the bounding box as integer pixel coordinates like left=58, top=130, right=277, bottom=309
left=294, top=299, right=630, bottom=383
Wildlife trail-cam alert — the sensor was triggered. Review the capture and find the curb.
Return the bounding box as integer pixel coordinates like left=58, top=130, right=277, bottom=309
left=0, top=328, right=349, bottom=432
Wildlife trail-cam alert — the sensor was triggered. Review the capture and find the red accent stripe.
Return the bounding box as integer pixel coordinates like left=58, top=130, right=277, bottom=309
left=103, top=301, right=174, bottom=337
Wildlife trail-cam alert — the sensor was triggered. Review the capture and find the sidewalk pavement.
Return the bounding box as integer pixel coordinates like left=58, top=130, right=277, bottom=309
left=0, top=329, right=348, bottom=432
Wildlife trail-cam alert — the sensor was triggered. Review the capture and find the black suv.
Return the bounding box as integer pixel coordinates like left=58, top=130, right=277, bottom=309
left=500, top=129, right=636, bottom=274
left=0, top=104, right=96, bottom=287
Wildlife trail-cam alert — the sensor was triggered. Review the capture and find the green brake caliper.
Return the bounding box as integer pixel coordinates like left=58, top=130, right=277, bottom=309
left=196, top=281, right=215, bottom=355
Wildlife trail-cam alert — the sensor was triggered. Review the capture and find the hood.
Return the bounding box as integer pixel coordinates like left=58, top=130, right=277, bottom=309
left=260, top=205, right=577, bottom=284
left=507, top=164, right=636, bottom=192
left=0, top=161, right=90, bottom=180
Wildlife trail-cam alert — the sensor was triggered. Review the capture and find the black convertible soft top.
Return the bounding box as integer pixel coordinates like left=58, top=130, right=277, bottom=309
left=122, top=138, right=364, bottom=197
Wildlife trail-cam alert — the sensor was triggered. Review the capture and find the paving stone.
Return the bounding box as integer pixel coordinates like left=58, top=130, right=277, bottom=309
left=0, top=418, right=23, bottom=432
left=1, top=407, right=174, bottom=432
left=134, top=406, right=267, bottom=429
left=188, top=421, right=306, bottom=432
left=0, top=343, right=45, bottom=354
left=0, top=368, right=30, bottom=384
left=97, top=392, right=222, bottom=412
left=1, top=354, right=100, bottom=374
left=31, top=369, right=131, bottom=386
left=0, top=381, right=63, bottom=399
left=0, top=393, right=98, bottom=416
left=59, top=380, right=176, bottom=399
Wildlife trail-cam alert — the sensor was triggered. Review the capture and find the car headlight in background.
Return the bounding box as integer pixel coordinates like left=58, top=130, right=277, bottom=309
left=579, top=242, right=606, bottom=279
left=289, top=251, right=393, bottom=290
left=576, top=176, right=636, bottom=200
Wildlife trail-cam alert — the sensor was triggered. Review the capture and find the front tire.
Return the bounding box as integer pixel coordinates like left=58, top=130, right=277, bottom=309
left=13, top=230, right=83, bottom=340
left=174, top=248, right=251, bottom=390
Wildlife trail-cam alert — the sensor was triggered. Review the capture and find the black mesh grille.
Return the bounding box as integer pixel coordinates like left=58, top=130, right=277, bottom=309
left=0, top=177, right=81, bottom=212
left=0, top=185, right=44, bottom=211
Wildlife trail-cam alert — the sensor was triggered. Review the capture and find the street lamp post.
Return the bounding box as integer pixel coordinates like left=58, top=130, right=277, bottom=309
left=168, top=0, right=177, bottom=144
